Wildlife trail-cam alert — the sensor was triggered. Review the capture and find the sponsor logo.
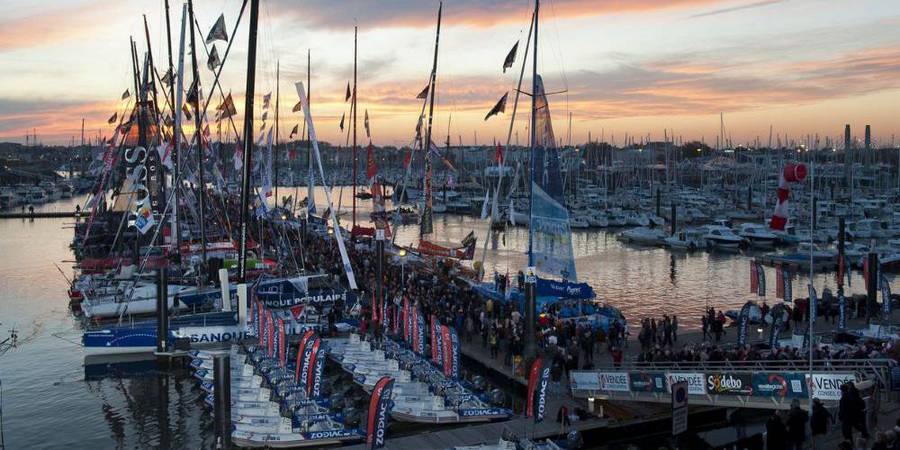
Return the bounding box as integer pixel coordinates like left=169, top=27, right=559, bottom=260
left=598, top=372, right=630, bottom=392
left=667, top=373, right=706, bottom=395
left=706, top=373, right=753, bottom=395
left=811, top=373, right=856, bottom=400
left=305, top=430, right=357, bottom=440
left=536, top=367, right=550, bottom=420
left=459, top=408, right=507, bottom=417
left=182, top=328, right=251, bottom=343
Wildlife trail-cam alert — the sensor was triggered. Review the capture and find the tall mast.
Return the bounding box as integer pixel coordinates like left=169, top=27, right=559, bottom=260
left=238, top=0, right=260, bottom=282
left=352, top=25, right=358, bottom=228
left=528, top=0, right=539, bottom=266
left=187, top=0, right=207, bottom=269
left=275, top=60, right=280, bottom=202
left=421, top=2, right=442, bottom=237
left=165, top=0, right=182, bottom=258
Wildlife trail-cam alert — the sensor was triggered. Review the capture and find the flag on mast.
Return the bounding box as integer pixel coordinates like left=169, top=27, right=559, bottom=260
left=206, top=14, right=229, bottom=44
left=503, top=41, right=518, bottom=73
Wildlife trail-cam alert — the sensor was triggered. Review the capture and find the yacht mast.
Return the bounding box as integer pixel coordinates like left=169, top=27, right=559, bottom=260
left=238, top=0, right=260, bottom=282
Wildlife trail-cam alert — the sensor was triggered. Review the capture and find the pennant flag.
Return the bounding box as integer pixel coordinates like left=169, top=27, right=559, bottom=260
left=186, top=80, right=199, bottom=105
left=808, top=285, right=818, bottom=329
left=339, top=112, right=345, bottom=131
left=206, top=44, right=221, bottom=71
left=289, top=124, right=299, bottom=139
left=292, top=100, right=302, bottom=113
left=262, top=92, right=271, bottom=110
left=206, top=14, right=229, bottom=44
left=484, top=92, right=508, bottom=121
left=121, top=89, right=130, bottom=100
left=416, top=84, right=430, bottom=99
left=107, top=112, right=118, bottom=124
left=365, top=377, right=395, bottom=450
left=737, top=301, right=753, bottom=346
left=503, top=41, right=519, bottom=73
left=305, top=338, right=322, bottom=394
left=345, top=82, right=351, bottom=102
left=219, top=93, right=237, bottom=119
left=161, top=69, right=173, bottom=86
left=364, top=109, right=371, bottom=138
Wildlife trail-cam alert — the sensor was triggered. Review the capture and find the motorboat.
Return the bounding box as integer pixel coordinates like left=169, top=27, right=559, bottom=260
left=664, top=229, right=708, bottom=251
left=569, top=215, right=590, bottom=229
left=618, top=227, right=666, bottom=245
left=624, top=211, right=650, bottom=227
left=702, top=225, right=744, bottom=249
left=735, top=223, right=778, bottom=248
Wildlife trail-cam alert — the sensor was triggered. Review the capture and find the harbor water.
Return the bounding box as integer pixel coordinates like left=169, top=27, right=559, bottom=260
left=0, top=189, right=891, bottom=448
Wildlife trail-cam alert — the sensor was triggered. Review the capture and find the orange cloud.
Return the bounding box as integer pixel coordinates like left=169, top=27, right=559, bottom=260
left=0, top=1, right=115, bottom=51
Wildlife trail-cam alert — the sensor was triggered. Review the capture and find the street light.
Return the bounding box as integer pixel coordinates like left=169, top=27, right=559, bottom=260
left=398, top=248, right=408, bottom=295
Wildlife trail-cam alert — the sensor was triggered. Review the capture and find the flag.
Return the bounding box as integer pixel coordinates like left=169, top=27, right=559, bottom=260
left=365, top=377, right=395, bottom=450
left=262, top=92, right=271, bottom=110
left=364, top=109, right=371, bottom=138
left=294, top=329, right=316, bottom=383
left=535, top=360, right=551, bottom=423
left=161, top=69, right=173, bottom=86
left=882, top=274, right=892, bottom=316
left=107, top=112, right=118, bottom=124
left=121, top=89, right=130, bottom=100
left=485, top=92, right=508, bottom=121
left=495, top=143, right=504, bottom=164
left=206, top=14, right=228, bottom=44
left=206, top=44, right=221, bottom=71
left=186, top=80, right=199, bottom=105
left=416, top=84, right=430, bottom=99
left=289, top=124, right=299, bottom=139
left=345, top=82, right=351, bottom=102
left=756, top=263, right=766, bottom=297
left=182, top=104, right=193, bottom=121
left=366, top=143, right=377, bottom=185
left=503, top=41, right=518, bottom=73
left=776, top=263, right=784, bottom=299
left=526, top=358, right=543, bottom=418
left=339, top=112, right=345, bottom=131
left=292, top=100, right=302, bottom=112
left=219, top=93, right=237, bottom=119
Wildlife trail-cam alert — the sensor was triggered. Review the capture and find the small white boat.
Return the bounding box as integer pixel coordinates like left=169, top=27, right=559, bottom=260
left=735, top=223, right=778, bottom=248
left=618, top=227, right=666, bottom=245
left=570, top=215, right=590, bottom=229
left=702, top=225, right=743, bottom=249
left=665, top=229, right=707, bottom=251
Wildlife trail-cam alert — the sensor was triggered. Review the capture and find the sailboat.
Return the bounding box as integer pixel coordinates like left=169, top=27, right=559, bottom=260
left=472, top=0, right=625, bottom=334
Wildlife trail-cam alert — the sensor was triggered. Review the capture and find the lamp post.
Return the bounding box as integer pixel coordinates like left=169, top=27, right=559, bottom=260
left=398, top=248, right=408, bottom=295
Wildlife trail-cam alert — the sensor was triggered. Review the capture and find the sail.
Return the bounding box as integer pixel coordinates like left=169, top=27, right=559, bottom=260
left=529, top=75, right=577, bottom=281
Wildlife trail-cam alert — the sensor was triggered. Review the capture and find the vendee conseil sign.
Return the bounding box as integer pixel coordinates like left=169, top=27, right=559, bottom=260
left=570, top=370, right=855, bottom=400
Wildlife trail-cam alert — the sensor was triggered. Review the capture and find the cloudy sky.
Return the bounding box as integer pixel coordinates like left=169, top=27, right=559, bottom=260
left=1, top=0, right=899, bottom=147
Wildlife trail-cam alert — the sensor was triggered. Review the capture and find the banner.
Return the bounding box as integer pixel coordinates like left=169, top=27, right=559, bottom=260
left=277, top=318, right=286, bottom=367
left=365, top=376, right=395, bottom=450
left=257, top=286, right=354, bottom=309
left=751, top=372, right=808, bottom=399
left=265, top=310, right=275, bottom=357
left=629, top=372, right=667, bottom=393
left=257, top=304, right=265, bottom=346
left=526, top=358, right=542, bottom=417
left=706, top=373, right=753, bottom=396
left=535, top=277, right=594, bottom=299
left=769, top=304, right=787, bottom=349
left=808, top=285, right=818, bottom=329
left=403, top=297, right=411, bottom=344
left=441, top=325, right=453, bottom=378
left=882, top=274, right=892, bottom=316
left=295, top=329, right=316, bottom=383
left=597, top=372, right=630, bottom=392
left=310, top=347, right=327, bottom=398
left=415, top=310, right=426, bottom=355
left=535, top=360, right=551, bottom=423
left=306, top=338, right=322, bottom=396
left=810, top=373, right=857, bottom=401
left=666, top=373, right=706, bottom=395
left=783, top=266, right=792, bottom=302
left=449, top=328, right=460, bottom=379
left=750, top=261, right=759, bottom=294
left=737, top=302, right=753, bottom=347
left=431, top=316, right=442, bottom=365
left=776, top=264, right=784, bottom=299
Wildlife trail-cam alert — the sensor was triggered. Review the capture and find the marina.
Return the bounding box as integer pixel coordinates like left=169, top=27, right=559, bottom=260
left=2, top=1, right=900, bottom=450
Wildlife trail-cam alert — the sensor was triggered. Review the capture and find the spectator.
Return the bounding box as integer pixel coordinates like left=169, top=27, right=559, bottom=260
left=786, top=398, right=808, bottom=450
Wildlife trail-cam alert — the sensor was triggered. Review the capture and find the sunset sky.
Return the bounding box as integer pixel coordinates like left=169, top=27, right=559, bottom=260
left=1, top=0, right=899, bottom=147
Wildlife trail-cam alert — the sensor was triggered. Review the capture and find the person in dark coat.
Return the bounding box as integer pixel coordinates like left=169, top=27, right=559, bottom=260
left=839, top=383, right=869, bottom=441
left=786, top=399, right=809, bottom=450
left=766, top=411, right=787, bottom=450
left=810, top=397, right=833, bottom=446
